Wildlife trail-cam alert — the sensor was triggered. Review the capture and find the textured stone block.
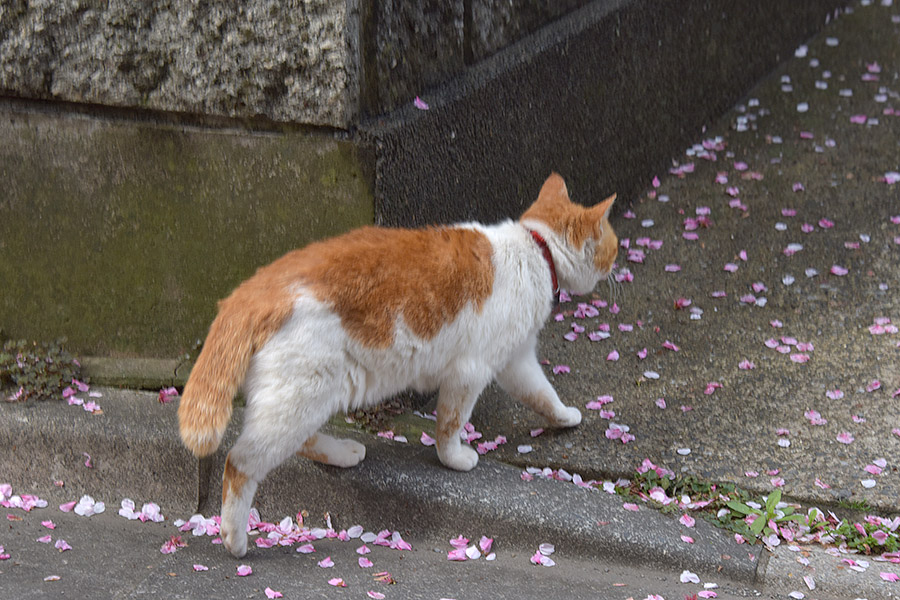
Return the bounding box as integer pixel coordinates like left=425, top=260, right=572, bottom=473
left=0, top=0, right=359, bottom=127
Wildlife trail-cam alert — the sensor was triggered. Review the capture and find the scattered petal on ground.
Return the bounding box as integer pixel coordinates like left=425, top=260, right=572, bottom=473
left=680, top=569, right=701, bottom=584
left=836, top=432, right=855, bottom=445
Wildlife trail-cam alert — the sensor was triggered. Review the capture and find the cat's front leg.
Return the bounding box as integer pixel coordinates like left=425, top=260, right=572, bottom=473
left=496, top=343, right=582, bottom=428
left=435, top=382, right=484, bottom=472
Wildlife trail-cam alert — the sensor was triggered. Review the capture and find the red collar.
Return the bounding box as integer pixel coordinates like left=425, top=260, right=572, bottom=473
left=528, top=230, right=559, bottom=301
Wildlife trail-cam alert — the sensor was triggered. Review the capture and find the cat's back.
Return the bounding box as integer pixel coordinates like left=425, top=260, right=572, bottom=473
left=231, top=224, right=498, bottom=350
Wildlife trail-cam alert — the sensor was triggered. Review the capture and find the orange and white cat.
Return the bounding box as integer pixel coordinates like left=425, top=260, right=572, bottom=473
left=178, top=173, right=617, bottom=557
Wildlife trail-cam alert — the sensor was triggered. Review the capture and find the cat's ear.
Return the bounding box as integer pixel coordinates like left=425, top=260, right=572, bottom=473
left=537, top=172, right=571, bottom=205
left=591, top=194, right=616, bottom=221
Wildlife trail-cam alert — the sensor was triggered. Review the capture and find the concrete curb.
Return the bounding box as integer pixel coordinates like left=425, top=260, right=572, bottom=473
left=2, top=388, right=762, bottom=584
left=80, top=357, right=190, bottom=390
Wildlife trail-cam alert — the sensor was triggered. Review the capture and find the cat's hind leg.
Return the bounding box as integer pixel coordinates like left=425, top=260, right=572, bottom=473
left=220, top=389, right=330, bottom=557
left=496, top=340, right=582, bottom=428
left=297, top=432, right=366, bottom=468
left=220, top=451, right=258, bottom=558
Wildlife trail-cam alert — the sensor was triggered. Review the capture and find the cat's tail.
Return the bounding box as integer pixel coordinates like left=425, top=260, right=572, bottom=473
left=178, top=284, right=293, bottom=457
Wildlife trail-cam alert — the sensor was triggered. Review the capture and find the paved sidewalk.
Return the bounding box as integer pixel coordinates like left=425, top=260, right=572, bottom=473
left=3, top=1, right=900, bottom=599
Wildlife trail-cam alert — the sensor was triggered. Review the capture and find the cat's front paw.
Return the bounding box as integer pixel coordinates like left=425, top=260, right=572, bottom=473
left=438, top=444, right=479, bottom=472
left=553, top=406, right=582, bottom=428
left=221, top=522, right=248, bottom=558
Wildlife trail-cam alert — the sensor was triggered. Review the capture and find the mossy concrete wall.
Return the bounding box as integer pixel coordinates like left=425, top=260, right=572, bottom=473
left=0, top=102, right=373, bottom=357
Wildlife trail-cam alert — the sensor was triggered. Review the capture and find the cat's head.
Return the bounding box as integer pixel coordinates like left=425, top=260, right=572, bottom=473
left=520, top=173, right=618, bottom=295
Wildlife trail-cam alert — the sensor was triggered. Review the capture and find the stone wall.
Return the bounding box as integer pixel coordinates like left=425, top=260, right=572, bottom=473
left=0, top=0, right=848, bottom=358
left=0, top=0, right=360, bottom=128
left=0, top=0, right=592, bottom=127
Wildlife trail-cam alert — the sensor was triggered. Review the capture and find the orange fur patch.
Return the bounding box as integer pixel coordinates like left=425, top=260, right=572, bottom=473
left=296, top=434, right=331, bottom=464
left=436, top=403, right=462, bottom=442
left=265, top=226, right=495, bottom=348
left=222, top=454, right=248, bottom=505
left=594, top=210, right=618, bottom=272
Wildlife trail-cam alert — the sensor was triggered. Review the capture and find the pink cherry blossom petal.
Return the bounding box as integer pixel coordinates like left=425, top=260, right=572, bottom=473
left=836, top=432, right=855, bottom=444
left=704, top=382, right=723, bottom=395
left=328, top=578, right=347, bottom=587
left=265, top=588, right=284, bottom=599
left=236, top=565, right=253, bottom=577
left=317, top=556, right=334, bottom=568
left=160, top=535, right=186, bottom=554
left=158, top=387, right=179, bottom=404
left=193, top=564, right=208, bottom=572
